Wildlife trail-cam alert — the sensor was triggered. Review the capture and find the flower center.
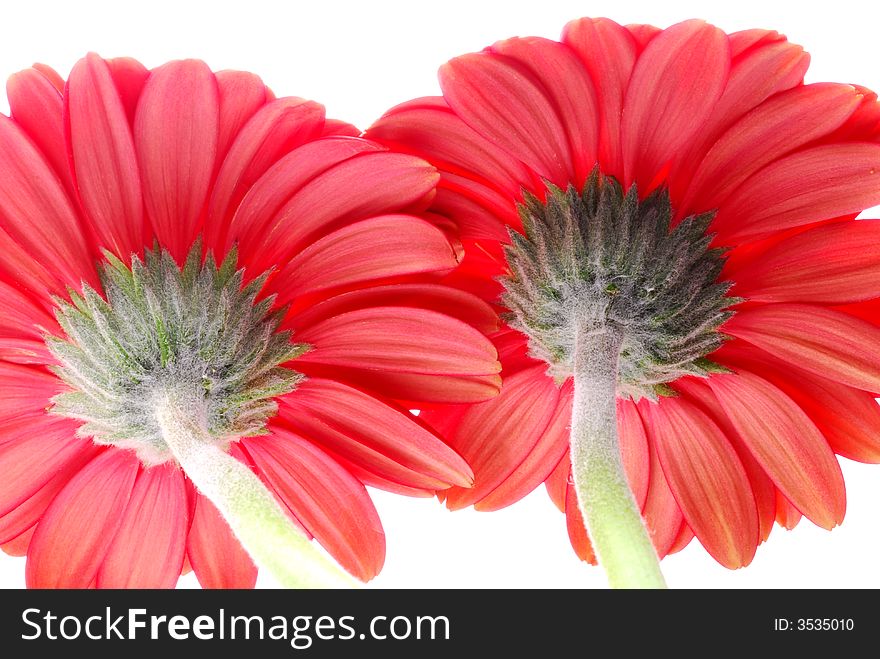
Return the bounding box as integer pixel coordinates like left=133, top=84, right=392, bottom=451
left=502, top=169, right=736, bottom=400
left=46, top=242, right=308, bottom=465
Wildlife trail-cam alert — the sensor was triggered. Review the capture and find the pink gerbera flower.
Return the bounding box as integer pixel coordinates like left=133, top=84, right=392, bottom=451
left=0, top=54, right=500, bottom=588
left=367, top=18, right=880, bottom=587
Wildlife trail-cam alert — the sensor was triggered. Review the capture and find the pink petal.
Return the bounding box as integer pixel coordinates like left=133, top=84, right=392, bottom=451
left=671, top=30, right=810, bottom=203
left=439, top=51, right=572, bottom=183
left=489, top=36, right=599, bottom=184
left=643, top=397, right=759, bottom=568
left=66, top=53, right=144, bottom=259
left=0, top=442, right=101, bottom=544
left=475, top=378, right=573, bottom=511
left=544, top=453, right=569, bottom=513
left=682, top=84, right=861, bottom=217
left=279, top=377, right=473, bottom=490
left=0, top=113, right=96, bottom=290
left=0, top=362, right=61, bottom=423
left=227, top=136, right=383, bottom=261
left=96, top=463, right=187, bottom=588
left=667, top=523, right=695, bottom=555
left=204, top=97, right=326, bottom=248
left=621, top=20, right=729, bottom=190
left=442, top=366, right=559, bottom=510
left=0, top=417, right=87, bottom=517
left=26, top=449, right=139, bottom=588
left=287, top=283, right=499, bottom=336
left=245, top=151, right=440, bottom=271
left=637, top=400, right=684, bottom=558
left=730, top=219, right=880, bottom=304
left=712, top=143, right=880, bottom=242
left=565, top=481, right=596, bottom=564
left=674, top=376, right=777, bottom=542
left=105, top=57, right=149, bottom=126
left=273, top=215, right=459, bottom=302
left=215, top=70, right=269, bottom=163
left=2, top=526, right=35, bottom=557
left=134, top=60, right=219, bottom=262
left=562, top=17, right=637, bottom=179
left=775, top=490, right=802, bottom=530
left=295, top=306, right=501, bottom=403
left=187, top=492, right=257, bottom=589
left=243, top=430, right=385, bottom=581
left=708, top=370, right=846, bottom=529
left=6, top=67, right=75, bottom=198
left=724, top=303, right=880, bottom=392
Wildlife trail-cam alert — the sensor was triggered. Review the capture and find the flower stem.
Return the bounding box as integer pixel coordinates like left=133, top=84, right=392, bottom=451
left=155, top=390, right=356, bottom=589
left=569, top=325, right=667, bottom=589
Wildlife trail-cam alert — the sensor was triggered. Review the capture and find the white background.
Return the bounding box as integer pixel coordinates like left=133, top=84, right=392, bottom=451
left=1, top=0, right=880, bottom=589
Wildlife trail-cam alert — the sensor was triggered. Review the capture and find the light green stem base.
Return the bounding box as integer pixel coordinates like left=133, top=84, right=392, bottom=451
left=155, top=391, right=356, bottom=589
left=569, top=326, right=667, bottom=589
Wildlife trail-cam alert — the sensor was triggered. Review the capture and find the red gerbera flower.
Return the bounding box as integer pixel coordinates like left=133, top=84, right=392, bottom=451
left=0, top=54, right=501, bottom=588
left=366, top=18, right=880, bottom=587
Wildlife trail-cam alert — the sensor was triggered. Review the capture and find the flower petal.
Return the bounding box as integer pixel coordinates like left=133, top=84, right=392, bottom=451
left=439, top=51, right=571, bottom=183
left=730, top=219, right=880, bottom=304
left=712, top=143, right=880, bottom=242
left=26, top=449, right=139, bottom=588
left=215, top=70, right=269, bottom=163
left=565, top=480, right=596, bottom=564
left=562, top=17, right=637, bottom=180
left=66, top=53, right=144, bottom=259
left=134, top=59, right=219, bottom=262
left=708, top=370, right=846, bottom=529
left=243, top=431, right=385, bottom=581
left=683, top=84, right=861, bottom=217
left=775, top=490, right=802, bottom=530
left=96, top=463, right=187, bottom=588
left=295, top=307, right=501, bottom=403
left=724, top=303, right=880, bottom=392
left=0, top=362, right=61, bottom=423
left=0, top=417, right=87, bottom=517
left=279, top=377, right=473, bottom=490
left=621, top=20, right=729, bottom=190
left=287, top=283, right=499, bottom=336
left=476, top=378, right=573, bottom=511
left=187, top=492, right=257, bottom=589
left=274, top=215, right=459, bottom=302
left=644, top=397, right=759, bottom=568
left=442, top=366, right=559, bottom=510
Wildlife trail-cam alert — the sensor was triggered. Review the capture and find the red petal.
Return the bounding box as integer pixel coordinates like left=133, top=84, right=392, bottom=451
left=637, top=400, right=684, bottom=558
left=243, top=431, right=385, bottom=581
left=621, top=20, right=729, bottom=190
left=287, top=283, right=499, bottom=336
left=66, top=53, right=144, bottom=259
left=489, top=36, right=599, bottom=184
left=618, top=398, right=650, bottom=510
left=724, top=303, right=880, bottom=392
left=683, top=84, right=861, bottom=217
left=713, top=143, right=880, bottom=242
left=562, top=17, right=637, bottom=180
left=643, top=397, right=759, bottom=568
left=667, top=523, right=695, bottom=555
left=6, top=67, right=75, bottom=198
left=247, top=151, right=440, bottom=270
left=96, top=463, right=187, bottom=588
left=2, top=526, right=35, bottom=557
left=708, top=370, right=846, bottom=529
left=476, top=378, right=573, bottom=511
left=134, top=60, right=219, bottom=262
left=565, top=480, right=596, bottom=564
left=674, top=376, right=777, bottom=542
left=26, top=449, right=139, bottom=588
left=439, top=51, right=572, bottom=183
left=279, top=378, right=473, bottom=490
left=443, top=366, right=559, bottom=510
left=296, top=307, right=500, bottom=403
left=105, top=57, right=149, bottom=126
left=730, top=219, right=880, bottom=304
left=775, top=490, right=802, bottom=530
left=0, top=417, right=86, bottom=517
left=544, top=453, right=569, bottom=513
left=187, top=492, right=257, bottom=589
left=205, top=97, right=325, bottom=247
left=274, top=215, right=459, bottom=301
left=0, top=362, right=61, bottom=423
left=215, top=70, right=268, bottom=163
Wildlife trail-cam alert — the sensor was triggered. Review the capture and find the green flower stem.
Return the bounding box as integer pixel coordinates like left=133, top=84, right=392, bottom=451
left=569, top=324, right=667, bottom=589
left=155, top=391, right=356, bottom=589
